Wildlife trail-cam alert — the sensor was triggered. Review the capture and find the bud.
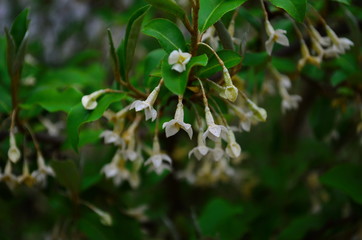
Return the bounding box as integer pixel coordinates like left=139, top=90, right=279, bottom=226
left=225, top=129, right=241, bottom=158
left=8, top=132, right=21, bottom=163
left=81, top=89, right=106, bottom=110
left=245, top=98, right=267, bottom=122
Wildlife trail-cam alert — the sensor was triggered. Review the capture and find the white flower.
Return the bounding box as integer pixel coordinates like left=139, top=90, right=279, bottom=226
left=40, top=118, right=63, bottom=137
left=231, top=105, right=253, bottom=132
left=188, top=131, right=211, bottom=160
left=124, top=205, right=149, bottom=222
left=130, top=81, right=162, bottom=121
left=162, top=96, right=193, bottom=139
left=203, top=106, right=228, bottom=142
left=177, top=161, right=196, bottom=184
left=18, top=160, right=37, bottom=187
left=0, top=161, right=18, bottom=190
left=309, top=25, right=331, bottom=47
left=31, top=153, right=54, bottom=186
left=282, top=94, right=302, bottom=113
left=168, top=49, right=192, bottom=73
left=325, top=25, right=354, bottom=54
left=201, top=26, right=219, bottom=50
left=209, top=139, right=225, bottom=161
left=81, top=89, right=106, bottom=110
left=264, top=19, right=289, bottom=55
left=100, top=130, right=124, bottom=147
left=145, top=136, right=172, bottom=170
left=101, top=151, right=130, bottom=186
left=225, top=129, right=241, bottom=158
left=8, top=131, right=21, bottom=163
left=218, top=67, right=238, bottom=102
left=245, top=98, right=267, bottom=122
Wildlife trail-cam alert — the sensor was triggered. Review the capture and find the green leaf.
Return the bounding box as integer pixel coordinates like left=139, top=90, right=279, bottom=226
left=67, top=93, right=127, bottom=151
left=142, top=19, right=186, bottom=53
left=51, top=160, right=81, bottom=193
left=123, top=5, right=150, bottom=77
left=107, top=29, right=120, bottom=84
left=268, top=0, right=306, bottom=22
left=10, top=9, right=29, bottom=51
left=278, top=214, right=323, bottom=240
left=25, top=87, right=82, bottom=112
left=162, top=54, right=208, bottom=95
left=321, top=164, right=362, bottom=204
left=198, top=198, right=243, bottom=238
left=197, top=50, right=241, bottom=78
left=144, top=49, right=166, bottom=86
left=198, top=0, right=248, bottom=32
left=242, top=52, right=269, bottom=66
left=145, top=0, right=185, bottom=18
left=330, top=71, right=347, bottom=86
left=332, top=0, right=351, bottom=5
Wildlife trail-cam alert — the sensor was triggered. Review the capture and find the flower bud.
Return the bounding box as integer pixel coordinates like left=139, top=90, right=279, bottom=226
left=81, top=89, right=106, bottom=110
left=8, top=132, right=21, bottom=163
left=245, top=98, right=267, bottom=122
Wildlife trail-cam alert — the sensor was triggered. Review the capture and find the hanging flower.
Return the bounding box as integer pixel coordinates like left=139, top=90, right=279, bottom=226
left=203, top=106, right=228, bottom=142
left=145, top=136, right=172, bottom=170
left=100, top=130, right=124, bottom=147
left=81, top=89, right=106, bottom=110
left=130, top=81, right=162, bottom=121
left=325, top=25, right=354, bottom=54
left=264, top=19, right=289, bottom=55
left=18, top=160, right=37, bottom=187
left=188, top=130, right=212, bottom=160
left=201, top=26, right=219, bottom=50
left=225, top=129, right=241, bottom=158
left=308, top=25, right=331, bottom=47
left=208, top=139, right=225, bottom=161
left=218, top=67, right=238, bottom=102
left=31, top=153, right=54, bottom=186
left=0, top=161, right=18, bottom=190
left=297, top=40, right=322, bottom=71
left=168, top=49, right=192, bottom=73
left=8, top=131, right=21, bottom=163
left=101, top=150, right=131, bottom=186
left=162, top=96, right=193, bottom=139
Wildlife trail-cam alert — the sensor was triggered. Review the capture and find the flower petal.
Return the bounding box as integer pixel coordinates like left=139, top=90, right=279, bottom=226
left=168, top=50, right=180, bottom=64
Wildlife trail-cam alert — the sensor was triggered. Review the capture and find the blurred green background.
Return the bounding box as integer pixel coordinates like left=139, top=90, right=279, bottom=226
left=0, top=0, right=362, bottom=239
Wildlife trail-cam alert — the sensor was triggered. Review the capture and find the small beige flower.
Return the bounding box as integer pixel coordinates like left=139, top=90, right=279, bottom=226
left=325, top=25, right=354, bottom=54
left=264, top=19, right=289, bottom=55
left=145, top=136, right=172, bottom=169
left=188, top=130, right=211, bottom=160
left=130, top=82, right=162, bottom=121
left=297, top=40, right=322, bottom=71
left=162, top=96, right=193, bottom=139
left=168, top=49, right=192, bottom=73
left=203, top=106, right=228, bottom=142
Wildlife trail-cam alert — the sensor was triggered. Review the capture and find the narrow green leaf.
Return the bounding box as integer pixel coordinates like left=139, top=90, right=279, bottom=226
left=321, top=164, right=362, bottom=204
left=142, top=19, right=186, bottom=53
left=66, top=93, right=127, bottom=151
left=197, top=50, right=241, bottom=78
left=268, top=0, right=306, bottom=22
left=10, top=8, right=29, bottom=51
left=25, top=87, right=83, bottom=112
left=198, top=0, right=248, bottom=32
left=107, top=29, right=120, bottom=84
left=162, top=54, right=208, bottom=95
left=278, top=214, right=323, bottom=240
left=123, top=5, right=151, bottom=77
left=145, top=0, right=185, bottom=18
left=51, top=160, right=81, bottom=193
